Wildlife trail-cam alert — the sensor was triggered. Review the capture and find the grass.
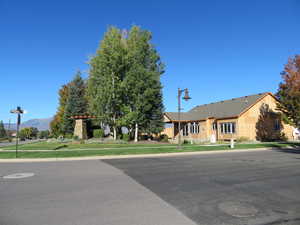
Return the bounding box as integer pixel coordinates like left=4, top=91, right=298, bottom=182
left=2, top=142, right=175, bottom=150
left=0, top=142, right=296, bottom=159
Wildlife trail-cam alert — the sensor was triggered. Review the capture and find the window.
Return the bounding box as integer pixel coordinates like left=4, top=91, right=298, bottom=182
left=190, top=123, right=194, bottom=134
left=274, top=119, right=280, bottom=131
left=220, top=122, right=236, bottom=134
left=212, top=122, right=217, bottom=130
left=191, top=122, right=200, bottom=134
left=183, top=124, right=189, bottom=136
left=185, top=122, right=200, bottom=136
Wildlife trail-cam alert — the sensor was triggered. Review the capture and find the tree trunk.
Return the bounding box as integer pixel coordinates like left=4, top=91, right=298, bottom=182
left=134, top=123, right=138, bottom=142
left=113, top=113, right=117, bottom=140
left=113, top=126, right=117, bottom=140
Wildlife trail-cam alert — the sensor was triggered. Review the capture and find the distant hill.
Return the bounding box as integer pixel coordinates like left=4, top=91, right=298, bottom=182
left=4, top=117, right=53, bottom=131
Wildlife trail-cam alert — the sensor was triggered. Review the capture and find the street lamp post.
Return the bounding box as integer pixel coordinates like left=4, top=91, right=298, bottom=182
left=177, top=88, right=191, bottom=149
left=10, top=106, right=24, bottom=158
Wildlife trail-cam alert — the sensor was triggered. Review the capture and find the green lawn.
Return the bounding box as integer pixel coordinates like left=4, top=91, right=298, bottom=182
left=0, top=142, right=296, bottom=159
left=2, top=142, right=175, bottom=150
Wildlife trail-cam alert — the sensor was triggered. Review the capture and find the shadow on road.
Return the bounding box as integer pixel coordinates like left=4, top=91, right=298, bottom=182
left=272, top=148, right=300, bottom=154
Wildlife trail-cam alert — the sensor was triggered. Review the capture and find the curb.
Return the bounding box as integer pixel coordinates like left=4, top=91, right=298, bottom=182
left=0, top=147, right=275, bottom=163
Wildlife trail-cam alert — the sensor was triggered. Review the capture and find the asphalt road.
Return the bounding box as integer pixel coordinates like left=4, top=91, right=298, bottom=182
left=1, top=149, right=300, bottom=225
left=105, top=149, right=300, bottom=225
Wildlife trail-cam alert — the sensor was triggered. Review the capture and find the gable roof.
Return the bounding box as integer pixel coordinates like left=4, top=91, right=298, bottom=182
left=165, top=92, right=273, bottom=122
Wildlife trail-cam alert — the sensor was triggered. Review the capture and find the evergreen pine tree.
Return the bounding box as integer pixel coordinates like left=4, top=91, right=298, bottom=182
left=0, top=120, right=6, bottom=138
left=62, top=71, right=88, bottom=134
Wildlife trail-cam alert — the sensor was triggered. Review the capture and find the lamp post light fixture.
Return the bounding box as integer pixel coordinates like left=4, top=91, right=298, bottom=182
left=177, top=88, right=191, bottom=149
left=10, top=106, right=24, bottom=158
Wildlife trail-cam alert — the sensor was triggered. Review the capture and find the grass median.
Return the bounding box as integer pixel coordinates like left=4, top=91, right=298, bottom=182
left=0, top=142, right=295, bottom=159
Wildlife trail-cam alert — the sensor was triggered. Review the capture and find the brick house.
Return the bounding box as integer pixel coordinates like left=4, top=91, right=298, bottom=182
left=162, top=92, right=294, bottom=142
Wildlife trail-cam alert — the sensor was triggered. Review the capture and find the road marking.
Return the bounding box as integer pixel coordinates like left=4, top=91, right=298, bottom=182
left=218, top=201, right=258, bottom=218
left=3, top=173, right=35, bottom=179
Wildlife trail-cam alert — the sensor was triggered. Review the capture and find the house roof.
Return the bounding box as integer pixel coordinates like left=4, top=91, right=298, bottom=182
left=165, top=92, right=272, bottom=122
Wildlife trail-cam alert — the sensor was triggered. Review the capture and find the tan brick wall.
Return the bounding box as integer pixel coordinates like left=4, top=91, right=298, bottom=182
left=216, top=118, right=238, bottom=140
left=237, top=94, right=294, bottom=141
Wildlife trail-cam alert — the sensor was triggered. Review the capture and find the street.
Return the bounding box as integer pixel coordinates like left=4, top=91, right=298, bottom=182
left=1, top=149, right=300, bottom=225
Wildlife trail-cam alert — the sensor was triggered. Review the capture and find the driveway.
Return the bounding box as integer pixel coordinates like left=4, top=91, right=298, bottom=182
left=0, top=149, right=300, bottom=225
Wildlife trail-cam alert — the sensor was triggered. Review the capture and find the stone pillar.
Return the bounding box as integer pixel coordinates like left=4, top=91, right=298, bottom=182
left=74, top=119, right=87, bottom=140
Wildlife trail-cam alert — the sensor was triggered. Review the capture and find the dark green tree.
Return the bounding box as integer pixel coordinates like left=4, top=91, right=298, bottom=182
left=276, top=55, right=300, bottom=128
left=62, top=71, right=88, bottom=134
left=0, top=120, right=6, bottom=138
left=88, top=27, right=127, bottom=140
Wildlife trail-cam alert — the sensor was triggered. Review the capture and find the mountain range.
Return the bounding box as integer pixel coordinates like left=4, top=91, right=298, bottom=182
left=4, top=117, right=53, bottom=131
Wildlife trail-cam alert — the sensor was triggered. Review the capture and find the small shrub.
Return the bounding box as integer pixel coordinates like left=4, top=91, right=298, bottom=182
left=93, top=129, right=104, bottom=138
left=159, top=134, right=169, bottom=142
left=183, top=139, right=190, bottom=145
left=236, top=136, right=250, bottom=143
left=73, top=135, right=79, bottom=141
left=80, top=139, right=85, bottom=144
left=65, top=133, right=73, bottom=139
left=122, top=133, right=130, bottom=142
left=140, top=134, right=149, bottom=140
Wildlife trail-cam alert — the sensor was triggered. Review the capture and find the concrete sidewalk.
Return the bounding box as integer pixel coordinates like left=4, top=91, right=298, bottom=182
left=0, top=160, right=197, bottom=225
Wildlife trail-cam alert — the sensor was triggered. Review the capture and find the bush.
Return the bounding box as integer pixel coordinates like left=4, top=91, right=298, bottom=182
left=93, top=129, right=104, bottom=138
left=159, top=134, right=169, bottom=142
left=122, top=133, right=131, bottom=142
left=236, top=136, right=250, bottom=143
left=38, top=130, right=50, bottom=139
left=73, top=135, right=79, bottom=140
left=64, top=133, right=73, bottom=139
left=140, top=134, right=150, bottom=140
left=183, top=139, right=190, bottom=144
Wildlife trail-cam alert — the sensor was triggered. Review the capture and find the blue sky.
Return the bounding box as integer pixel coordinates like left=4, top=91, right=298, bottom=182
left=0, top=0, right=299, bottom=123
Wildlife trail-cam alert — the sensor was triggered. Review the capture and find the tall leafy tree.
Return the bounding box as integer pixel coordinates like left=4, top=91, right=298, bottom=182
left=88, top=27, right=127, bottom=140
left=276, top=55, right=300, bottom=128
left=62, top=71, right=88, bottom=134
left=50, top=84, right=69, bottom=137
left=124, top=26, right=164, bottom=141
left=0, top=120, right=6, bottom=138
left=19, top=127, right=39, bottom=140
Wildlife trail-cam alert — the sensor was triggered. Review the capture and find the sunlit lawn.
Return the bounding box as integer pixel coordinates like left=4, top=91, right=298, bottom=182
left=0, top=142, right=296, bottom=159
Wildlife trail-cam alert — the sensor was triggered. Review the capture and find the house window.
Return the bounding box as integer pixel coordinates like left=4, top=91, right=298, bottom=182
left=220, top=122, right=236, bottom=134
left=212, top=122, right=217, bottom=130
left=183, top=124, right=189, bottom=136
left=274, top=119, right=280, bottom=131
left=189, top=122, right=200, bottom=134
left=193, top=122, right=200, bottom=134
left=190, top=123, right=194, bottom=134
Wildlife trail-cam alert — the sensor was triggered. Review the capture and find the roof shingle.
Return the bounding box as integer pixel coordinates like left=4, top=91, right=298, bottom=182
left=165, top=93, right=270, bottom=121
